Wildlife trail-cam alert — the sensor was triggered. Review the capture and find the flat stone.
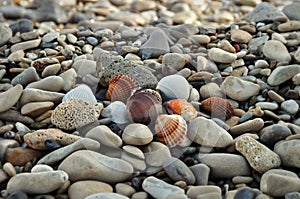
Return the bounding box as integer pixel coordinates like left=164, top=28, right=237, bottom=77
left=10, top=38, right=42, bottom=52
left=230, top=118, right=264, bottom=136
left=0, top=110, right=34, bottom=125
left=7, top=170, right=68, bottom=194
left=195, top=153, right=251, bottom=179
left=208, top=48, right=237, bottom=63
left=5, top=147, right=41, bottom=166
left=187, top=186, right=222, bottom=199
left=86, top=125, right=122, bottom=148
left=11, top=67, right=40, bottom=86
left=188, top=117, right=233, bottom=148
left=233, top=187, right=259, bottom=199
left=121, top=149, right=146, bottom=171
left=0, top=84, right=23, bottom=113
left=267, top=65, right=300, bottom=86
left=255, top=102, right=278, bottom=110
left=190, top=164, right=210, bottom=185
left=281, top=99, right=299, bottom=114
left=58, top=150, right=133, bottom=183
left=274, top=139, right=300, bottom=168
left=142, top=176, right=184, bottom=199
left=259, top=124, right=291, bottom=146
left=42, top=32, right=59, bottom=43
left=260, top=169, right=300, bottom=197
left=122, top=123, right=153, bottom=145
left=163, top=157, right=196, bottom=185
left=21, top=101, right=54, bottom=118
left=0, top=23, right=12, bottom=46
left=230, top=29, right=252, bottom=43
left=248, top=35, right=269, bottom=50
left=68, top=180, right=113, bottom=199
left=278, top=21, right=300, bottom=32
left=6, top=190, right=28, bottom=199
left=115, top=183, right=136, bottom=197
left=235, top=136, right=281, bottom=173
left=262, top=40, right=291, bottom=62
left=26, top=76, right=64, bottom=92
left=221, top=76, right=260, bottom=101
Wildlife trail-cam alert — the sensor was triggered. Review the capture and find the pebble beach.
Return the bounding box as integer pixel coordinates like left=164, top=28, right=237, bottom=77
left=0, top=0, right=300, bottom=198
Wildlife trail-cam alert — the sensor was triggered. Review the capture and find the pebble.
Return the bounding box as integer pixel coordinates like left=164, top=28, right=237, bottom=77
left=42, top=32, right=59, bottom=43
left=11, top=67, right=40, bottom=86
left=208, top=48, right=237, bottom=64
left=85, top=193, right=129, bottom=199
left=162, top=53, right=188, bottom=75
left=221, top=76, right=260, bottom=101
left=3, top=162, right=16, bottom=177
left=259, top=124, right=291, bottom=146
left=37, top=138, right=100, bottom=165
left=0, top=109, right=34, bottom=125
left=267, top=90, right=285, bottom=103
left=278, top=21, right=300, bottom=32
left=232, top=176, right=254, bottom=184
left=143, top=142, right=171, bottom=168
left=268, top=65, right=300, bottom=86
left=282, top=2, right=300, bottom=21
left=58, top=150, right=133, bottom=183
left=189, top=163, right=210, bottom=185
left=6, top=170, right=68, bottom=194
left=233, top=187, right=259, bottom=199
left=235, top=136, right=281, bottom=173
left=142, top=176, right=184, bottom=199
left=31, top=164, right=53, bottom=173
left=0, top=84, right=23, bottom=113
left=262, top=40, right=291, bottom=62
left=6, top=191, right=28, bottom=199
left=230, top=118, right=264, bottom=135
left=274, top=139, right=300, bottom=168
left=260, top=169, right=300, bottom=197
left=186, top=185, right=222, bottom=199
left=195, top=153, right=251, bottom=179
left=7, top=50, right=24, bottom=62
left=285, top=192, right=300, bottom=199
left=21, top=101, right=54, bottom=118
left=131, top=192, right=148, bottom=199
left=26, top=76, right=64, bottom=92
left=230, top=29, right=253, bottom=43
left=188, top=117, right=233, bottom=148
left=0, top=23, right=12, bottom=46
left=9, top=19, right=33, bottom=34
left=10, top=38, right=42, bottom=52
left=115, top=183, right=136, bottom=197
left=121, top=147, right=146, bottom=171
left=41, top=63, right=61, bottom=77
left=255, top=102, right=278, bottom=110
left=199, top=82, right=224, bottom=99
left=59, top=68, right=77, bottom=92
left=281, top=99, right=299, bottom=114
left=68, top=181, right=113, bottom=199
left=86, top=125, right=122, bottom=148
left=5, top=147, right=41, bottom=166
left=122, top=123, right=153, bottom=145
left=163, top=157, right=196, bottom=185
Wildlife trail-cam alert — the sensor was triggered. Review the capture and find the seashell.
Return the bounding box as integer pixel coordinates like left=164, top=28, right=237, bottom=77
left=154, top=114, right=187, bottom=147
left=166, top=99, right=198, bottom=122
left=106, top=74, right=139, bottom=103
left=101, top=101, right=131, bottom=124
left=200, top=97, right=234, bottom=120
left=62, top=84, right=97, bottom=104
left=156, top=74, right=190, bottom=100
left=126, top=89, right=163, bottom=125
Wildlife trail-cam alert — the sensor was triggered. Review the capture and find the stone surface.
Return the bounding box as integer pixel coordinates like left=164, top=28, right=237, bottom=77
left=274, top=139, right=300, bottom=169
left=221, top=76, right=260, bottom=101
left=10, top=38, right=42, bottom=52
left=283, top=2, right=300, bottom=21
left=58, top=150, right=133, bottom=183
left=5, top=147, right=41, bottom=166
left=85, top=193, right=130, bottom=199
left=143, top=142, right=171, bottom=168
left=230, top=29, right=252, bottom=43
left=235, top=136, right=281, bottom=173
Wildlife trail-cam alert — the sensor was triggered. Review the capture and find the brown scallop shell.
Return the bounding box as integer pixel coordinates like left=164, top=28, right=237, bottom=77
left=200, top=97, right=234, bottom=119
left=106, top=74, right=139, bottom=103
left=126, top=89, right=163, bottom=125
left=155, top=114, right=187, bottom=147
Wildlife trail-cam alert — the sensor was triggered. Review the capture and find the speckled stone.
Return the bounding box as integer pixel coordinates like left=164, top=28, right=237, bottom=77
left=235, top=136, right=281, bottom=173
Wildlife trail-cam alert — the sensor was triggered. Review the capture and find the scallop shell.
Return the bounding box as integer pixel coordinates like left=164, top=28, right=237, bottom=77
left=166, top=99, right=198, bottom=122
left=200, top=97, right=234, bottom=120
left=155, top=114, right=187, bottom=147
left=126, top=89, right=163, bottom=125
left=106, top=74, right=139, bottom=103
left=62, top=84, right=97, bottom=104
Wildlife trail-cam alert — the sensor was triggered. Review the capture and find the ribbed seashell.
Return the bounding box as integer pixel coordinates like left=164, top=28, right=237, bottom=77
left=166, top=99, right=198, bottom=122
left=126, top=89, right=163, bottom=125
left=200, top=97, right=234, bottom=120
left=106, top=74, right=139, bottom=103
left=62, top=84, right=97, bottom=104
left=155, top=114, right=187, bottom=147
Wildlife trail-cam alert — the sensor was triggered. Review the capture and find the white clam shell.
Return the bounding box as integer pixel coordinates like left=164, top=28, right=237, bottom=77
left=62, top=84, right=97, bottom=104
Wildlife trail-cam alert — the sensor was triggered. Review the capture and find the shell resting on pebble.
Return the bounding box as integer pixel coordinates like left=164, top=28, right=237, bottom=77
left=106, top=74, right=139, bottom=103
left=62, top=84, right=97, bottom=104
left=155, top=114, right=187, bottom=147
left=126, top=89, right=163, bottom=125
left=200, top=97, right=234, bottom=120
left=166, top=99, right=198, bottom=122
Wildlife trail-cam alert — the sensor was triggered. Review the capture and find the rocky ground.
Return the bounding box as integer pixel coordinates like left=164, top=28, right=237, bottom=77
left=0, top=0, right=300, bottom=198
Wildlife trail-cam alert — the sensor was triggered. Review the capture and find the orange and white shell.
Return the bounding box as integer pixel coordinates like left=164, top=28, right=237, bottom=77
left=155, top=114, right=187, bottom=147
left=106, top=74, right=139, bottom=103
left=166, top=99, right=198, bottom=122
left=200, top=97, right=234, bottom=120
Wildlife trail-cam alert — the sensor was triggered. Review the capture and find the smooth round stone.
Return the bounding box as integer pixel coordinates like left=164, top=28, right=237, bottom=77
left=208, top=47, right=237, bottom=63
left=281, top=100, right=299, bottom=114
left=190, top=163, right=210, bottom=185
left=195, top=153, right=251, bottom=179
left=59, top=68, right=77, bottom=92
left=188, top=117, right=233, bottom=148
left=85, top=193, right=129, bottom=199
left=260, top=169, right=300, bottom=197
left=255, top=60, right=269, bottom=68
left=274, top=140, right=300, bottom=168
left=283, top=2, right=300, bottom=21
left=139, top=29, right=170, bottom=59
left=199, top=82, right=224, bottom=99
left=292, top=73, right=300, bottom=85
left=262, top=40, right=291, bottom=62
left=3, top=162, right=16, bottom=177
left=142, top=176, right=184, bottom=199
left=255, top=102, right=278, bottom=110
left=7, top=170, right=68, bottom=194
left=218, top=39, right=236, bottom=53
left=162, top=53, right=187, bottom=75
left=0, top=109, right=34, bottom=125
left=58, top=150, right=133, bottom=183
left=0, top=23, right=12, bottom=46
left=163, top=157, right=196, bottom=185
left=259, top=124, right=291, bottom=146
left=221, top=76, right=260, bottom=101
left=235, top=136, right=281, bottom=174
left=122, top=123, right=153, bottom=146
left=156, top=74, right=190, bottom=100
left=12, top=67, right=40, bottom=87
left=189, top=35, right=210, bottom=45
left=86, top=125, right=122, bottom=148
left=31, top=164, right=53, bottom=173
left=278, top=21, right=300, bottom=32
left=68, top=180, right=113, bottom=199
left=233, top=187, right=259, bottom=199
left=231, top=29, right=252, bottom=43
left=143, top=142, right=171, bottom=168
left=115, top=183, right=136, bottom=197
left=21, top=101, right=54, bottom=118
left=26, top=76, right=64, bottom=92
left=0, top=84, right=23, bottom=113
left=5, top=147, right=41, bottom=166
left=187, top=185, right=221, bottom=199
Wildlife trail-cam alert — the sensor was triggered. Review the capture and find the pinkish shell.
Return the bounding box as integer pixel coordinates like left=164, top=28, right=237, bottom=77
left=126, top=89, right=162, bottom=125
left=166, top=99, right=198, bottom=121
left=200, top=97, right=234, bottom=119
left=155, top=114, right=187, bottom=147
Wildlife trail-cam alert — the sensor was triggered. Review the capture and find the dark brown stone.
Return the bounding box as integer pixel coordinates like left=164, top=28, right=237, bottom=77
left=5, top=147, right=42, bottom=166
